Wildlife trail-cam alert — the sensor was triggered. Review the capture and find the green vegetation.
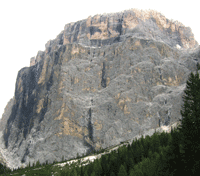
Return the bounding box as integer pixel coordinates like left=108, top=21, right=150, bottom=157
left=176, top=70, right=200, bottom=175
left=0, top=163, right=11, bottom=175
left=1, top=70, right=200, bottom=175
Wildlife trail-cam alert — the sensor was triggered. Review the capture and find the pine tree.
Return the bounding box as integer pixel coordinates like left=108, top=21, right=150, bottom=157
left=36, top=160, right=40, bottom=167
left=117, top=164, right=127, bottom=176
left=151, top=132, right=160, bottom=153
left=93, top=159, right=102, bottom=176
left=91, top=171, right=96, bottom=176
left=71, top=169, right=78, bottom=176
left=176, top=71, right=200, bottom=174
left=84, top=170, right=89, bottom=176
left=133, top=164, right=143, bottom=176
left=156, top=145, right=170, bottom=176
left=129, top=169, right=135, bottom=176
left=0, top=163, right=6, bottom=174
left=164, top=127, right=183, bottom=175
left=110, top=171, right=116, bottom=176
left=101, top=155, right=109, bottom=175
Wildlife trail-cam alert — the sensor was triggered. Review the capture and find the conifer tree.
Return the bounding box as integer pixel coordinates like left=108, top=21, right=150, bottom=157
left=110, top=171, right=116, bottom=176
left=133, top=164, right=143, bottom=176
left=129, top=169, right=135, bottom=176
left=151, top=132, right=160, bottom=153
left=163, top=127, right=182, bottom=175
left=91, top=171, right=96, bottom=176
left=117, top=164, right=127, bottom=176
left=36, top=160, right=40, bottom=167
left=71, top=169, right=78, bottom=176
left=92, top=159, right=102, bottom=176
left=0, top=163, right=6, bottom=174
left=84, top=171, right=89, bottom=176
left=176, top=70, right=200, bottom=174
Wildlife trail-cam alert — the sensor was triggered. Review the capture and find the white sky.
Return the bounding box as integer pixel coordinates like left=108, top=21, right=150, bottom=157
left=0, top=0, right=199, bottom=119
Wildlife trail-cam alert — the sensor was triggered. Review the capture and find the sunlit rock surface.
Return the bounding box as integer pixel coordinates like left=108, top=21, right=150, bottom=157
left=0, top=9, right=199, bottom=169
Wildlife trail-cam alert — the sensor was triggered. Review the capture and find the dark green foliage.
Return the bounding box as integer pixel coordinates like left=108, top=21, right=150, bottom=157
left=176, top=71, right=200, bottom=175
left=197, top=62, right=200, bottom=70
left=165, top=127, right=183, bottom=175
left=117, top=164, right=127, bottom=176
left=129, top=169, right=135, bottom=176
left=36, top=160, right=40, bottom=167
left=0, top=163, right=6, bottom=174
left=132, top=164, right=143, bottom=176
left=93, top=159, right=102, bottom=176
left=151, top=132, right=161, bottom=153
left=110, top=171, right=116, bottom=176
left=71, top=168, right=78, bottom=176
left=159, top=131, right=170, bottom=147
left=101, top=154, right=109, bottom=175
left=0, top=163, right=11, bottom=175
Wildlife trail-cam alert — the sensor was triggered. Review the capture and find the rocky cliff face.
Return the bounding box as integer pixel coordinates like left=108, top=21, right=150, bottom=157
left=0, top=9, right=200, bottom=169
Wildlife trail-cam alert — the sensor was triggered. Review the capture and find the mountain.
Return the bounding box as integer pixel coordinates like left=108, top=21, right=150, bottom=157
left=0, top=8, right=199, bottom=169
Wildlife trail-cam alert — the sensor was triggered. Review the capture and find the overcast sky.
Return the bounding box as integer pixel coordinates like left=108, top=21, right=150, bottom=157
left=0, top=0, right=199, bottom=118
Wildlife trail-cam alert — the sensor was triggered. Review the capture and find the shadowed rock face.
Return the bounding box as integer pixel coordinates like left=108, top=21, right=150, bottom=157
left=0, top=9, right=200, bottom=169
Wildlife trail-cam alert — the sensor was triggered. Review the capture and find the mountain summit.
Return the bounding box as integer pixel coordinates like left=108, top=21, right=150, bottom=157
left=0, top=9, right=199, bottom=169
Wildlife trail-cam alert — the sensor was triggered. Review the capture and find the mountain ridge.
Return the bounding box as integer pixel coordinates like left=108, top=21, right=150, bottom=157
left=30, top=8, right=198, bottom=67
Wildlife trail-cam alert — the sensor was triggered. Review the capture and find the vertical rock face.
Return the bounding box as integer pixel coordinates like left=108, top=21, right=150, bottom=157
left=62, top=9, right=197, bottom=49
left=0, top=9, right=200, bottom=169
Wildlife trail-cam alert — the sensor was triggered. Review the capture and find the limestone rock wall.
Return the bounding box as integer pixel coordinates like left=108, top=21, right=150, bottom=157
left=0, top=98, right=14, bottom=133
left=61, top=9, right=197, bottom=49
left=0, top=9, right=200, bottom=169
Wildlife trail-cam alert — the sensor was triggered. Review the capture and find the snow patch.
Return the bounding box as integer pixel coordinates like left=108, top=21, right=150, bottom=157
left=176, top=44, right=181, bottom=49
